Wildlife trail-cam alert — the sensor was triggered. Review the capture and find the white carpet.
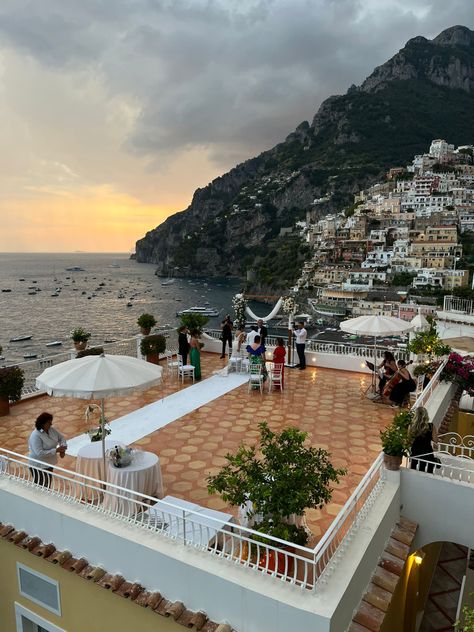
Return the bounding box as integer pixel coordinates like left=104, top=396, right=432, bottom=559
left=66, top=372, right=248, bottom=456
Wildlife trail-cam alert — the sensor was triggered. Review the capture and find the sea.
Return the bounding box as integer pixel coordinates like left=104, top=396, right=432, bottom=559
left=0, top=253, right=242, bottom=365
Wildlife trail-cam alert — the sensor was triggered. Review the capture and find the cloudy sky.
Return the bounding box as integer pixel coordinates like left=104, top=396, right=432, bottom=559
left=0, top=0, right=472, bottom=252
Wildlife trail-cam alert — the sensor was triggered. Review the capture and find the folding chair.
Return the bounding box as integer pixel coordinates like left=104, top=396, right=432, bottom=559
left=166, top=353, right=180, bottom=379
left=248, top=364, right=264, bottom=393
left=177, top=354, right=195, bottom=384
left=268, top=364, right=283, bottom=393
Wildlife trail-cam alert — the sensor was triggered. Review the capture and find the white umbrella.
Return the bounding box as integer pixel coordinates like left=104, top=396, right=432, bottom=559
left=36, top=354, right=163, bottom=477
left=340, top=315, right=413, bottom=395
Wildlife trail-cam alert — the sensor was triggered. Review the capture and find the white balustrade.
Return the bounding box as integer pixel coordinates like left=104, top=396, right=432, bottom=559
left=443, top=295, right=474, bottom=315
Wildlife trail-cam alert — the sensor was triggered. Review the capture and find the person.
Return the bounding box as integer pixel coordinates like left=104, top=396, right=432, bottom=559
left=272, top=337, right=286, bottom=387
left=220, top=314, right=233, bottom=359
left=387, top=360, right=416, bottom=408
left=178, top=325, right=190, bottom=365
left=233, top=325, right=246, bottom=353
left=257, top=319, right=268, bottom=347
left=378, top=351, right=397, bottom=395
left=246, top=325, right=258, bottom=346
left=293, top=321, right=307, bottom=370
left=246, top=335, right=267, bottom=379
left=189, top=329, right=202, bottom=380
left=409, top=407, right=439, bottom=473
left=28, top=412, right=67, bottom=488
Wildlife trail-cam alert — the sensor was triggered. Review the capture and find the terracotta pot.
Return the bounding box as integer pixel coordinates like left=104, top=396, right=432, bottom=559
left=383, top=453, right=402, bottom=471
left=140, top=327, right=151, bottom=336
left=74, top=341, right=87, bottom=351
left=0, top=396, right=10, bottom=417
left=257, top=545, right=295, bottom=576
left=146, top=353, right=160, bottom=365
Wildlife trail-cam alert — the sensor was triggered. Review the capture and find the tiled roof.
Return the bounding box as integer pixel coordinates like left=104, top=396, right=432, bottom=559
left=0, top=522, right=233, bottom=632
left=348, top=516, right=418, bottom=632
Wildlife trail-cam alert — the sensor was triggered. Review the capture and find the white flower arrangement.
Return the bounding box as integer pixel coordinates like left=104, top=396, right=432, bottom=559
left=282, top=296, right=297, bottom=314
left=232, top=293, right=247, bottom=328
left=107, top=445, right=134, bottom=468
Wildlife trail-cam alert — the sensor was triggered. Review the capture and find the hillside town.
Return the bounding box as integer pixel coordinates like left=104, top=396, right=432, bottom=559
left=297, top=139, right=474, bottom=320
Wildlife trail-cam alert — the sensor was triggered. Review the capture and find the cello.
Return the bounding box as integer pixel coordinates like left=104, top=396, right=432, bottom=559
left=382, top=361, right=413, bottom=398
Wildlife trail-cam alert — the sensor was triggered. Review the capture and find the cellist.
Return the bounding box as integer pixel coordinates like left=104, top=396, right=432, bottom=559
left=385, top=360, right=416, bottom=408
left=378, top=351, right=397, bottom=395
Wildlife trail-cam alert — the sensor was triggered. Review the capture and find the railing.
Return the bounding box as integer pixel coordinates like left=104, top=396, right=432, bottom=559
left=0, top=448, right=317, bottom=591
left=443, top=295, right=474, bottom=315
left=410, top=358, right=447, bottom=411
left=313, top=453, right=385, bottom=582
left=204, top=329, right=409, bottom=361
left=437, top=433, right=474, bottom=459
left=406, top=452, right=474, bottom=484
left=13, top=329, right=179, bottom=399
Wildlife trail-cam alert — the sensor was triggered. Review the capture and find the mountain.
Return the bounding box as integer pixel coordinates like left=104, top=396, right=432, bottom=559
left=135, top=25, right=474, bottom=289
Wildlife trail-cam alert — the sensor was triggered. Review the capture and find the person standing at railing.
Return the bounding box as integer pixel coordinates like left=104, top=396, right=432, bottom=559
left=293, top=321, right=307, bottom=370
left=409, top=407, right=440, bottom=474
left=178, top=325, right=190, bottom=365
left=220, top=314, right=233, bottom=359
left=28, top=412, right=67, bottom=488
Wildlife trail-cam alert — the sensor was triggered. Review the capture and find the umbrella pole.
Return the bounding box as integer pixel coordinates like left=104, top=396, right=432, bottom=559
left=101, top=398, right=107, bottom=482
left=373, top=336, right=378, bottom=395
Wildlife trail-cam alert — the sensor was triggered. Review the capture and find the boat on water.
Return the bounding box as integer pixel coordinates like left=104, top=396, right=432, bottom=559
left=2, top=289, right=12, bottom=292
left=65, top=266, right=85, bottom=272
left=10, top=335, right=32, bottom=342
left=23, top=353, right=38, bottom=360
left=109, top=262, right=120, bottom=268
left=161, top=278, right=176, bottom=286
left=46, top=341, right=62, bottom=347
left=177, top=306, right=219, bottom=317
left=126, top=302, right=133, bottom=307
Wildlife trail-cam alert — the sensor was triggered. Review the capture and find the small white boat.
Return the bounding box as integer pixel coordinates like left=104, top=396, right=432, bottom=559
left=23, top=353, right=38, bottom=359
left=46, top=341, right=62, bottom=347
left=10, top=335, right=32, bottom=342
left=177, top=306, right=219, bottom=317
left=65, top=266, right=85, bottom=271
left=161, top=278, right=176, bottom=286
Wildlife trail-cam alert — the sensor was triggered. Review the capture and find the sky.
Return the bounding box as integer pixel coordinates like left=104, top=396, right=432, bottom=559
left=0, top=0, right=472, bottom=252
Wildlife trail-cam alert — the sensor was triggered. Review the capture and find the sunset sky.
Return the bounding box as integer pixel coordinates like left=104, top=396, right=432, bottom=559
left=0, top=0, right=472, bottom=252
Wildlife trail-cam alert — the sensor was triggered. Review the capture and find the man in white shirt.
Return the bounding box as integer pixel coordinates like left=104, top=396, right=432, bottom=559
left=293, top=321, right=307, bottom=370
left=246, top=326, right=258, bottom=346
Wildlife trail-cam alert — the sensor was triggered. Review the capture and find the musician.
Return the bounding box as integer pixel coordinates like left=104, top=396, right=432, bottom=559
left=387, top=360, right=416, bottom=408
left=378, top=351, right=397, bottom=395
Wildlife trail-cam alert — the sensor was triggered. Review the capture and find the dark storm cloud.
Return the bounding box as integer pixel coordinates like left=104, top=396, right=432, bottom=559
left=0, top=0, right=472, bottom=169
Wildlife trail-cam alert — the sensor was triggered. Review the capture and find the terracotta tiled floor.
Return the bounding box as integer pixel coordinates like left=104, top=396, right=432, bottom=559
left=1, top=352, right=394, bottom=545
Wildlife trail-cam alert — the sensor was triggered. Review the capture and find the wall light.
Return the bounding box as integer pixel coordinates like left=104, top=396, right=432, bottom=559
left=413, top=551, right=425, bottom=565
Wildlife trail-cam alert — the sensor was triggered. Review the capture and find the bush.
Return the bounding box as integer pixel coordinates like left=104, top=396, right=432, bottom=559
left=380, top=410, right=413, bottom=457
left=140, top=334, right=167, bottom=357
left=70, top=327, right=91, bottom=343
left=0, top=366, right=25, bottom=402
left=76, top=347, right=104, bottom=359
left=137, top=313, right=156, bottom=330
left=179, top=313, right=209, bottom=335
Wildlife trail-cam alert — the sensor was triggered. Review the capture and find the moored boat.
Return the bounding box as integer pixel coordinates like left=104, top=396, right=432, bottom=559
left=177, top=306, right=219, bottom=317
left=10, top=335, right=33, bottom=342
left=46, top=341, right=62, bottom=347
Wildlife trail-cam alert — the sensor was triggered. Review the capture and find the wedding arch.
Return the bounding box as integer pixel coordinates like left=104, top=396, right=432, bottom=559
left=245, top=297, right=283, bottom=322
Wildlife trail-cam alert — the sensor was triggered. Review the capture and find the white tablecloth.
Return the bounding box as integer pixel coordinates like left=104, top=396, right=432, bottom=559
left=102, top=451, right=164, bottom=514
left=76, top=439, right=125, bottom=482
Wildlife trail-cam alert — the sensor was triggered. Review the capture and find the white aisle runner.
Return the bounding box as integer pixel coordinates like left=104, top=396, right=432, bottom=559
left=66, top=373, right=248, bottom=456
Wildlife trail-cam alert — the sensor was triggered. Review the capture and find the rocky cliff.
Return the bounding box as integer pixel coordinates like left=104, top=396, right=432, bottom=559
left=135, top=25, right=474, bottom=288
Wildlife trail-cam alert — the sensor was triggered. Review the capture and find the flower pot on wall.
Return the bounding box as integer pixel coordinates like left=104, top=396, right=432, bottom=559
left=74, top=341, right=88, bottom=352
left=140, top=327, right=151, bottom=336
left=383, top=453, right=402, bottom=471
left=0, top=396, right=10, bottom=417
left=146, top=353, right=160, bottom=365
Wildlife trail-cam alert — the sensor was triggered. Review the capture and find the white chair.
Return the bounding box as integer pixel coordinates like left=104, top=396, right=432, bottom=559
left=228, top=348, right=243, bottom=373
left=410, top=373, right=425, bottom=404
left=166, top=353, right=180, bottom=378
left=268, top=364, right=283, bottom=393
left=241, top=349, right=250, bottom=373
left=178, top=354, right=195, bottom=383
left=248, top=364, right=264, bottom=393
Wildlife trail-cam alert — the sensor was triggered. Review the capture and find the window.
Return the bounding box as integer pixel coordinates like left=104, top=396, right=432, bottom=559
left=15, top=603, right=64, bottom=632
left=17, top=564, right=61, bottom=616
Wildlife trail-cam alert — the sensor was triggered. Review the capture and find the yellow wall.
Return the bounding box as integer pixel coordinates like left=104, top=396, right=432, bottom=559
left=456, top=411, right=474, bottom=438
left=381, top=542, right=442, bottom=632
left=0, top=538, right=183, bottom=632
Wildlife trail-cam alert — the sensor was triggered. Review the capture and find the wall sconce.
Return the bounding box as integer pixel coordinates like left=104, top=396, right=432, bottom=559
left=413, top=551, right=425, bottom=565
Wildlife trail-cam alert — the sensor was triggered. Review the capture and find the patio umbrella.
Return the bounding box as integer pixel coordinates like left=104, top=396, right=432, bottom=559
left=36, top=353, right=163, bottom=477
left=340, top=315, right=413, bottom=395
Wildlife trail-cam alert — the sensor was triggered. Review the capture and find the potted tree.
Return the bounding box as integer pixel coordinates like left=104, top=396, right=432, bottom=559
left=71, top=327, right=91, bottom=352
left=207, top=422, right=346, bottom=573
left=137, top=313, right=157, bottom=336
left=380, top=409, right=412, bottom=470
left=179, top=313, right=209, bottom=335
left=0, top=366, right=25, bottom=416
left=140, top=334, right=166, bottom=364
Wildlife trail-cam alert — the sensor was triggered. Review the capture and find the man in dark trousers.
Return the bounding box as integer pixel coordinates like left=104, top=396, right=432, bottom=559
left=220, top=314, right=233, bottom=358
left=293, top=321, right=307, bottom=369
left=257, top=319, right=268, bottom=346
left=178, top=326, right=190, bottom=365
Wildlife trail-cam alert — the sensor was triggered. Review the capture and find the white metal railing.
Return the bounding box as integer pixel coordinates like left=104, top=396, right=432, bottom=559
left=204, top=329, right=409, bottom=361
left=406, top=452, right=474, bottom=484
left=313, top=453, right=385, bottom=581
left=437, top=433, right=474, bottom=459
left=11, top=329, right=179, bottom=399
left=410, top=358, right=447, bottom=411
left=0, top=448, right=317, bottom=591
left=443, top=295, right=474, bottom=315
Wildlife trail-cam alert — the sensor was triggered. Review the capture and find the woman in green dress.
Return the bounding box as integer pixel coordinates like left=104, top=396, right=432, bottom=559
left=189, top=329, right=202, bottom=380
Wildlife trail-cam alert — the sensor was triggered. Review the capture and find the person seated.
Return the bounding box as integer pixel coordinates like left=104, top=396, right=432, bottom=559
left=378, top=351, right=397, bottom=395
left=272, top=337, right=286, bottom=388
left=246, top=335, right=267, bottom=378
left=388, top=360, right=416, bottom=408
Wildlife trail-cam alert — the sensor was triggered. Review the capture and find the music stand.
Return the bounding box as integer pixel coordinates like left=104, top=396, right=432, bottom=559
left=365, top=360, right=380, bottom=399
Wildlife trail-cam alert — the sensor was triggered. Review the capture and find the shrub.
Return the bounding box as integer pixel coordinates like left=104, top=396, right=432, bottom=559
left=140, top=334, right=166, bottom=357
left=70, top=327, right=91, bottom=343
left=380, top=409, right=413, bottom=457
left=179, top=313, right=209, bottom=335
left=0, top=366, right=25, bottom=402
left=137, top=313, right=157, bottom=330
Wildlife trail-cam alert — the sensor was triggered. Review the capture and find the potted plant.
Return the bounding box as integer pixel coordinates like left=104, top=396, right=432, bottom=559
left=380, top=409, right=413, bottom=470
left=407, top=317, right=451, bottom=360
left=140, top=334, right=166, bottom=364
left=207, top=422, right=346, bottom=572
left=71, top=327, right=91, bottom=351
left=137, top=313, right=157, bottom=336
left=0, top=366, right=25, bottom=416
left=179, top=313, right=209, bottom=335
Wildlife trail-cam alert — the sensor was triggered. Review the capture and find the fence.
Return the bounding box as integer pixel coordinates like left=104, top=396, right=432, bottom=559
left=13, top=329, right=179, bottom=399
left=410, top=358, right=447, bottom=411
left=443, top=295, right=474, bottom=316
